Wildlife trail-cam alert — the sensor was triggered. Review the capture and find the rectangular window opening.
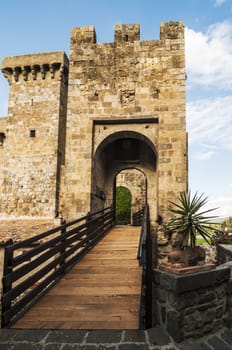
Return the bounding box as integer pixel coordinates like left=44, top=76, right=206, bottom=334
left=30, top=129, right=36, bottom=137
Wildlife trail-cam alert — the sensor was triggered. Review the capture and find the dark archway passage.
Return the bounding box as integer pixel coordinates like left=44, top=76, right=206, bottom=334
left=91, top=131, right=157, bottom=224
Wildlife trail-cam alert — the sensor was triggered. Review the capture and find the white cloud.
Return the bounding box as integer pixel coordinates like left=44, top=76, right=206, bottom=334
left=205, top=196, right=232, bottom=218
left=214, top=0, right=227, bottom=7
left=185, top=21, right=232, bottom=89
left=187, top=95, right=232, bottom=150
left=195, top=150, right=216, bottom=160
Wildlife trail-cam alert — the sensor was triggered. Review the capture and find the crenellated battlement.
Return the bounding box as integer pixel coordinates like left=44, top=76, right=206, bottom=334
left=1, top=51, right=69, bottom=84
left=114, top=23, right=140, bottom=43
left=160, top=21, right=184, bottom=40
left=70, top=21, right=184, bottom=47
left=71, top=26, right=97, bottom=45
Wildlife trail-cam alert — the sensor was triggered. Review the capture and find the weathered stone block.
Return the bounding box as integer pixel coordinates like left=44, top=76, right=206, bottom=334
left=166, top=309, right=182, bottom=342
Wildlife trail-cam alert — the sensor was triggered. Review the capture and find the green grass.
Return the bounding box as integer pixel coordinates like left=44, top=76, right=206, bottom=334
left=196, top=223, right=223, bottom=245
left=196, top=236, right=208, bottom=245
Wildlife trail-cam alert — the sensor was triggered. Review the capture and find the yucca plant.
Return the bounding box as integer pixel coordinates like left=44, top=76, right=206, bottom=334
left=167, top=191, right=217, bottom=248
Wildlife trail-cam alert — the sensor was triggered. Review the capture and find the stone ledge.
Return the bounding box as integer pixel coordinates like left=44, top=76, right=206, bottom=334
left=1, top=51, right=69, bottom=69
left=153, top=266, right=231, bottom=294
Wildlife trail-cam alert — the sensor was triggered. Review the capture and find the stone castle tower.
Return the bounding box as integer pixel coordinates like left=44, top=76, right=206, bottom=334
left=0, top=22, right=188, bottom=226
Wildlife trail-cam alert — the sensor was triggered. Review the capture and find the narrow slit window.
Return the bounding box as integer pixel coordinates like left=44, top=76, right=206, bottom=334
left=0, top=132, right=5, bottom=146
left=30, top=129, right=36, bottom=137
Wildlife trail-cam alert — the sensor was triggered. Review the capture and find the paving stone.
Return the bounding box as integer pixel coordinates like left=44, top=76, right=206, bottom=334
left=208, top=335, right=231, bottom=350
left=13, top=329, right=49, bottom=342
left=118, top=345, right=149, bottom=350
left=147, top=326, right=172, bottom=346
left=62, top=345, right=116, bottom=350
left=178, top=341, right=211, bottom=350
left=86, top=330, right=122, bottom=343
left=5, top=344, right=43, bottom=350
left=43, top=344, right=62, bottom=350
left=61, top=346, right=95, bottom=350
left=0, top=344, right=15, bottom=350
left=221, top=328, right=232, bottom=345
left=123, top=330, right=146, bottom=343
left=95, top=347, right=116, bottom=350
left=46, top=330, right=86, bottom=343
left=0, top=329, right=18, bottom=341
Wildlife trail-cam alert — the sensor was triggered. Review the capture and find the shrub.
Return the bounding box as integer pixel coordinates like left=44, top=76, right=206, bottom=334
left=115, top=186, right=131, bottom=225
left=167, top=191, right=217, bottom=248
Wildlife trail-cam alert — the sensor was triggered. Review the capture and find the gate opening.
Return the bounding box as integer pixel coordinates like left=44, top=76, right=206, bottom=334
left=115, top=186, right=132, bottom=225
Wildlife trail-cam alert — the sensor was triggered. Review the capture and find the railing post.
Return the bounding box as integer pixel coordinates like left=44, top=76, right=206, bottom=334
left=145, top=207, right=153, bottom=328
left=59, top=220, right=66, bottom=274
left=111, top=206, right=114, bottom=228
left=1, top=239, right=14, bottom=327
left=86, top=211, right=92, bottom=247
left=98, top=210, right=104, bottom=235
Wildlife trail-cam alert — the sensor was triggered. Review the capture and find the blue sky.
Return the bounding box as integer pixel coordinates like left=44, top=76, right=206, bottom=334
left=0, top=0, right=232, bottom=218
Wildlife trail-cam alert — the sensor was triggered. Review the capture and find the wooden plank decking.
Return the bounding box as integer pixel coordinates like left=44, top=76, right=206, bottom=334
left=12, top=226, right=142, bottom=330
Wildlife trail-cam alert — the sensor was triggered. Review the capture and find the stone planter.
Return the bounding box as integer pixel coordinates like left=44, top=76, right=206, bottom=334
left=153, top=266, right=231, bottom=342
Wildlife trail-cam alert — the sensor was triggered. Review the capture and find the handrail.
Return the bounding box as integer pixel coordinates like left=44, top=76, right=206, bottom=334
left=137, top=206, right=148, bottom=265
left=132, top=208, right=144, bottom=226
left=137, top=205, right=152, bottom=329
left=1, top=206, right=114, bottom=328
left=10, top=207, right=110, bottom=250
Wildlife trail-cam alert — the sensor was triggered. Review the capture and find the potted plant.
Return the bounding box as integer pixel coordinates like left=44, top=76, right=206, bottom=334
left=162, top=191, right=217, bottom=272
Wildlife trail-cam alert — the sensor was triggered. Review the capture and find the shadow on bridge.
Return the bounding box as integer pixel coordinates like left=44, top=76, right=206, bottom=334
left=1, top=206, right=152, bottom=330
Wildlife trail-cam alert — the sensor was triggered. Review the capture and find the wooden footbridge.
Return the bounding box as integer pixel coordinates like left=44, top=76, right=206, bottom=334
left=1, top=207, right=152, bottom=330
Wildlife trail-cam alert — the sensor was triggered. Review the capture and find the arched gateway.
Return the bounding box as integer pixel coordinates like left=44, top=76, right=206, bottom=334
left=91, top=130, right=157, bottom=224
left=0, top=21, right=188, bottom=239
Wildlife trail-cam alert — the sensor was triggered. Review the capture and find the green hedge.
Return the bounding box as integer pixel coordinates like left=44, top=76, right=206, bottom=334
left=115, top=186, right=131, bottom=225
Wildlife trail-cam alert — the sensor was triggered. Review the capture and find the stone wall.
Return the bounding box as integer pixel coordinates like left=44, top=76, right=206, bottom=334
left=227, top=274, right=232, bottom=329
left=217, top=244, right=232, bottom=265
left=216, top=245, right=232, bottom=329
left=0, top=117, right=7, bottom=207
left=0, top=52, right=68, bottom=218
left=153, top=267, right=231, bottom=342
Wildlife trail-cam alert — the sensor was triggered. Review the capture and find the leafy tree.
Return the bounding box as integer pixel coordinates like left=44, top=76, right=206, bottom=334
left=223, top=217, right=232, bottom=229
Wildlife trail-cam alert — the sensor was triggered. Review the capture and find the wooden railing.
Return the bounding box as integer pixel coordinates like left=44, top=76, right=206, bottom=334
left=132, top=208, right=144, bottom=226
left=1, top=207, right=114, bottom=328
left=137, top=205, right=152, bottom=329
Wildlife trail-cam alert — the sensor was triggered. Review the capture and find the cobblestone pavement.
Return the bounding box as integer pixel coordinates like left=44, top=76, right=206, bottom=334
left=0, top=326, right=232, bottom=350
